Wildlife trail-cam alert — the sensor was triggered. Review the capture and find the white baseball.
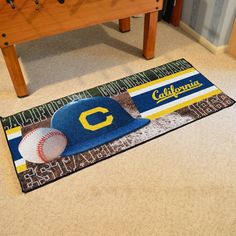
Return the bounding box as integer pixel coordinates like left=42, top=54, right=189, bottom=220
left=18, top=128, right=67, bottom=163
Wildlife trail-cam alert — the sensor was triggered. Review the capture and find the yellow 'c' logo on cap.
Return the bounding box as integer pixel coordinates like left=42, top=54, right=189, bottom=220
left=79, top=107, right=113, bottom=131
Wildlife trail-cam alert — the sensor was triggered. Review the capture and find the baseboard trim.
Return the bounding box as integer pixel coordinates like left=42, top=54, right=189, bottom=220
left=179, top=21, right=227, bottom=54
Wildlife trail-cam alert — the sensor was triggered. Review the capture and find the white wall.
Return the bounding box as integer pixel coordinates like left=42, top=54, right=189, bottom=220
left=181, top=0, right=236, bottom=46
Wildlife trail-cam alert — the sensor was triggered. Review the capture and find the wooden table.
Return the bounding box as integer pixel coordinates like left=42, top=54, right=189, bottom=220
left=228, top=18, right=236, bottom=59
left=0, top=0, right=163, bottom=97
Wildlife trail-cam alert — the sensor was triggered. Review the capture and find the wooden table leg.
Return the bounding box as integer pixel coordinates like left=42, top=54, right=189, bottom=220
left=143, top=11, right=158, bottom=60
left=1, top=45, right=28, bottom=97
left=119, top=17, right=131, bottom=33
left=171, top=0, right=184, bottom=27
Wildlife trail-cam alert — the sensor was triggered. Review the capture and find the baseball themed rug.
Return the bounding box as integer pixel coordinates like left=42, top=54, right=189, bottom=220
left=1, top=58, right=235, bottom=193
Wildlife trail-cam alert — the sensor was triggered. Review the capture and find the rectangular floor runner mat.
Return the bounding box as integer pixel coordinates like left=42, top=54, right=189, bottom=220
left=1, top=58, right=235, bottom=193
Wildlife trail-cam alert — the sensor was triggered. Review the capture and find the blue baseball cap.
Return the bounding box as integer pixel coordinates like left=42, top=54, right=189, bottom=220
left=50, top=97, right=150, bottom=156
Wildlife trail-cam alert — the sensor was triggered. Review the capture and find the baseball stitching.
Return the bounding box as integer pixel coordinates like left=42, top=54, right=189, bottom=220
left=36, top=131, right=66, bottom=163
left=18, top=128, right=40, bottom=151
